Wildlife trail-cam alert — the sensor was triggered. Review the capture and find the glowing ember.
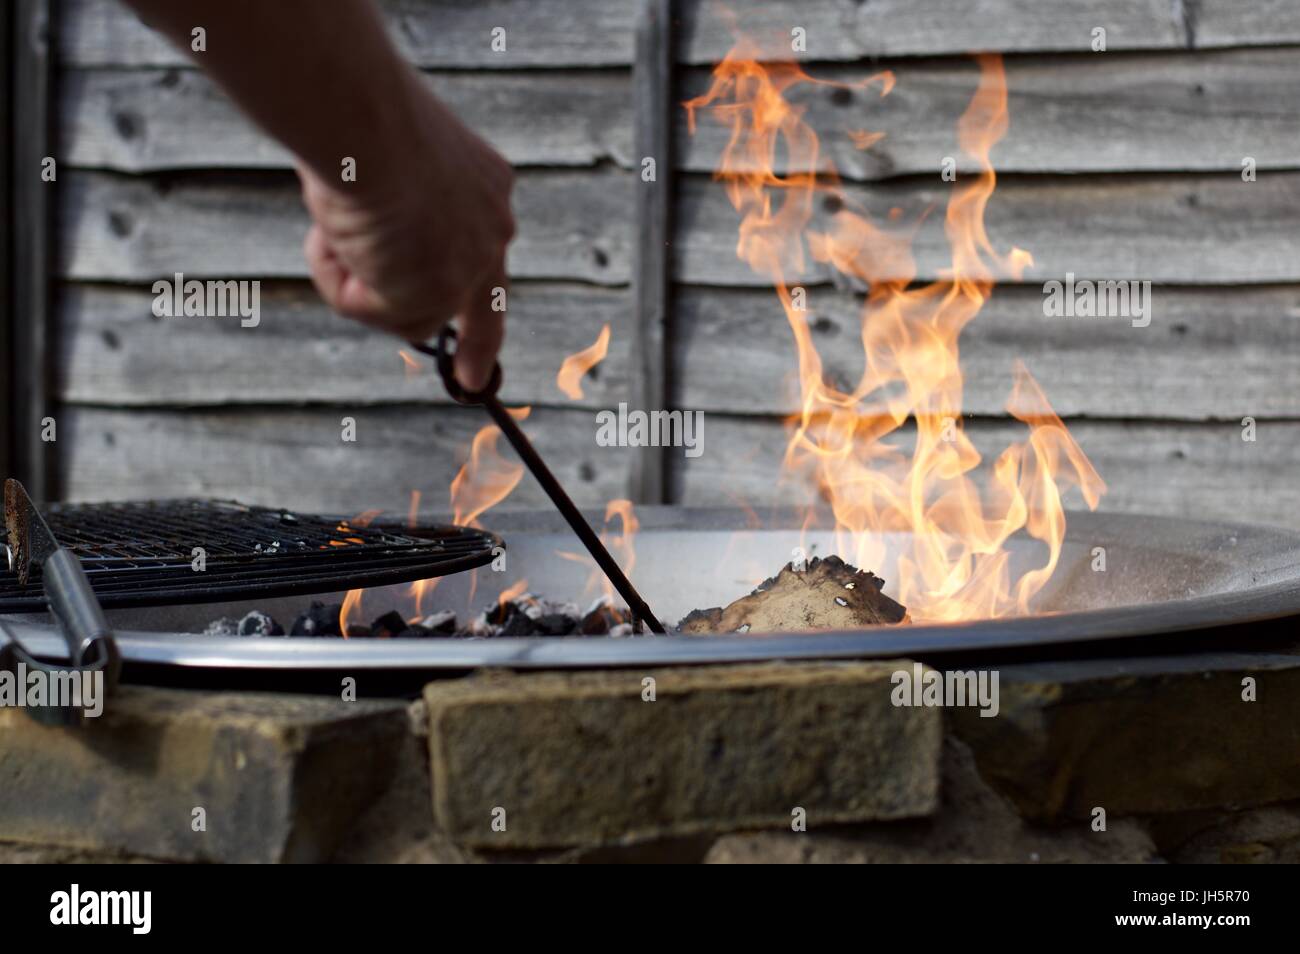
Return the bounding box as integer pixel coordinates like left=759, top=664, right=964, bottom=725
left=556, top=324, right=611, bottom=399
left=686, top=44, right=1104, bottom=622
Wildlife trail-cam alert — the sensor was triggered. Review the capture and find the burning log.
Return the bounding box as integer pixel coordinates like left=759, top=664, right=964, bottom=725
left=677, top=555, right=908, bottom=634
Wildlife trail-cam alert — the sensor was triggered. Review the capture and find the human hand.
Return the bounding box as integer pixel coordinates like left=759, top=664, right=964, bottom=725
left=298, top=75, right=516, bottom=391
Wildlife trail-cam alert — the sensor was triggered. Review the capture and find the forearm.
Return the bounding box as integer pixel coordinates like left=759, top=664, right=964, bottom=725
left=124, top=0, right=419, bottom=191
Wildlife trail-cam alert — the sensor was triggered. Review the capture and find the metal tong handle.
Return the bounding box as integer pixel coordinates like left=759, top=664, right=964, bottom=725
left=411, top=329, right=666, bottom=634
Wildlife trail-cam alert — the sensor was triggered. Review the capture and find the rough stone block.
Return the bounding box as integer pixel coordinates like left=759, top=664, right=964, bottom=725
left=950, top=652, right=1300, bottom=822
left=424, top=661, right=941, bottom=849
left=704, top=739, right=1156, bottom=863
left=0, top=687, right=408, bottom=862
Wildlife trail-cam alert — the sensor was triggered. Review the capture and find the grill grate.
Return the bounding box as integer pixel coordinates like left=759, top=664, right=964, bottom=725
left=0, top=499, right=501, bottom=613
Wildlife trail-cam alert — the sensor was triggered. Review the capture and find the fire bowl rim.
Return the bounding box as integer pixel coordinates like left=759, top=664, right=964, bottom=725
left=6, top=507, right=1300, bottom=671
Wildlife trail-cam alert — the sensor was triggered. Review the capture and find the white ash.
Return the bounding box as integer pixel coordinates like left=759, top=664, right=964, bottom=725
left=420, top=610, right=456, bottom=631
left=237, top=610, right=284, bottom=637
left=522, top=596, right=580, bottom=621
left=203, top=616, right=240, bottom=637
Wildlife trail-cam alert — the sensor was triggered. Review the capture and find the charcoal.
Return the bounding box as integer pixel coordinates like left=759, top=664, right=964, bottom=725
left=580, top=597, right=629, bottom=635
left=371, top=610, right=408, bottom=639
left=289, top=601, right=343, bottom=637
left=534, top=612, right=580, bottom=636
left=395, top=625, right=432, bottom=639
left=420, top=610, right=457, bottom=635
left=496, top=602, right=539, bottom=636
left=238, top=610, right=284, bottom=637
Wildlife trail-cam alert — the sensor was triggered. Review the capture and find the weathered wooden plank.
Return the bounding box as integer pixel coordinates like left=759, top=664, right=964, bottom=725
left=1196, top=0, right=1300, bottom=49
left=61, top=282, right=1300, bottom=423
left=58, top=168, right=631, bottom=284
left=60, top=68, right=634, bottom=172
left=681, top=48, right=1300, bottom=180
left=63, top=0, right=1291, bottom=67
left=680, top=0, right=1190, bottom=61
left=61, top=48, right=1300, bottom=180
left=60, top=167, right=1300, bottom=287
left=59, top=405, right=629, bottom=513
left=675, top=171, right=1300, bottom=286
left=56, top=281, right=631, bottom=409
left=57, top=0, right=639, bottom=69
left=672, top=415, right=1300, bottom=530
left=672, top=285, right=1300, bottom=421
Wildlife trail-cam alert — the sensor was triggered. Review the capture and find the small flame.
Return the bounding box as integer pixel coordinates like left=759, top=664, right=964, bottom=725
left=451, top=407, right=530, bottom=527
left=340, top=587, right=364, bottom=638
left=556, top=499, right=640, bottom=603
left=847, top=128, right=887, bottom=151
left=556, top=324, right=611, bottom=400
left=399, top=349, right=422, bottom=378
left=686, top=43, right=1104, bottom=622
left=498, top=577, right=530, bottom=607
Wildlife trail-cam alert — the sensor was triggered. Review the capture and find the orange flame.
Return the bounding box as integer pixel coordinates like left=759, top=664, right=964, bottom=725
left=556, top=324, right=611, bottom=400
left=340, top=587, right=363, bottom=638
left=451, top=407, right=530, bottom=527
left=399, top=349, right=422, bottom=378
left=557, top=499, right=640, bottom=603
left=686, top=45, right=1104, bottom=622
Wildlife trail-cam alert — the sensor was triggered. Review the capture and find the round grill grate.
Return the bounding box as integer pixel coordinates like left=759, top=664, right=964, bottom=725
left=0, top=499, right=501, bottom=613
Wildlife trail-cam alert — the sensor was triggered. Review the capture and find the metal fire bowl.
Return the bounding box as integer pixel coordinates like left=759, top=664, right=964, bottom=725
left=5, top=507, right=1300, bottom=674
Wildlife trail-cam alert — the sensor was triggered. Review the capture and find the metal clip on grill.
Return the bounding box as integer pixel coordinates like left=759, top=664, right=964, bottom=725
left=2, top=479, right=120, bottom=725
left=410, top=328, right=666, bottom=634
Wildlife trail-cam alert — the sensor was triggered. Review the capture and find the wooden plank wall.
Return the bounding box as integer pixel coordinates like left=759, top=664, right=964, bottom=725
left=51, top=0, right=1300, bottom=529
left=52, top=0, right=642, bottom=514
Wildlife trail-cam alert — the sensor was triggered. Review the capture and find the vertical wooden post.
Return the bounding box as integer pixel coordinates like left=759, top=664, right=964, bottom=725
left=0, top=3, right=12, bottom=484
left=9, top=0, right=54, bottom=500
left=630, top=0, right=674, bottom=505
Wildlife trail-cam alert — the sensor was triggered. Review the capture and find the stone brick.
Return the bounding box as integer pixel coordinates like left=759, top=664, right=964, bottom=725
left=950, top=652, right=1300, bottom=822
left=704, top=738, right=1156, bottom=863
left=0, top=687, right=408, bottom=863
left=1150, top=801, right=1300, bottom=864
left=424, top=661, right=941, bottom=849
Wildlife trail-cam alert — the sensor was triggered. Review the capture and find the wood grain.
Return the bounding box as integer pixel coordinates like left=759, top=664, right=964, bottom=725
left=59, top=405, right=630, bottom=513
left=674, top=171, right=1300, bottom=286
left=58, top=168, right=632, bottom=284
left=671, top=284, right=1300, bottom=420
left=671, top=414, right=1300, bottom=529
left=56, top=281, right=1300, bottom=424
left=62, top=49, right=1300, bottom=179
left=60, top=68, right=634, bottom=171
left=58, top=168, right=1300, bottom=287
left=680, top=48, right=1300, bottom=180
left=55, top=282, right=632, bottom=409
left=60, top=0, right=1294, bottom=68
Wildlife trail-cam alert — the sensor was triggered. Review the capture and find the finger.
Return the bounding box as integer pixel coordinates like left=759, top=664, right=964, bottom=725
left=454, top=262, right=507, bottom=392
left=303, top=225, right=346, bottom=308
left=303, top=225, right=390, bottom=323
